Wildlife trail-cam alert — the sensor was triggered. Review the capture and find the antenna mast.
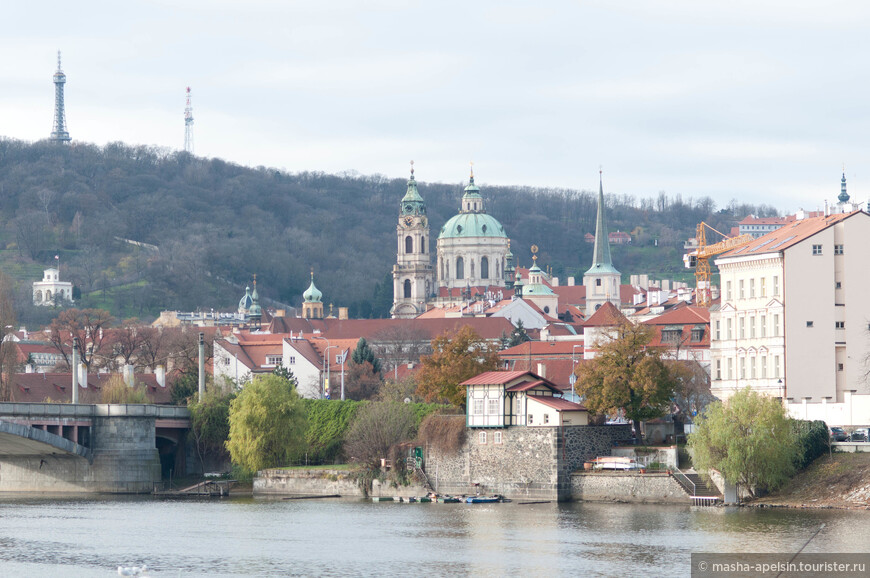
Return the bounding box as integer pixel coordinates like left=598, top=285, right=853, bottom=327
left=50, top=51, right=71, bottom=143
left=184, top=86, right=194, bottom=154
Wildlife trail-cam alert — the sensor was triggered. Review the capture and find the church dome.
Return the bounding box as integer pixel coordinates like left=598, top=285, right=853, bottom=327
left=303, top=276, right=322, bottom=303
left=238, top=286, right=253, bottom=311
left=438, top=212, right=507, bottom=240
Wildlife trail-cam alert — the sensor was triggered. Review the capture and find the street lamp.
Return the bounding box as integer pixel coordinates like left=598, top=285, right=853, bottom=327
left=570, top=344, right=583, bottom=401
left=313, top=336, right=333, bottom=399
left=338, top=349, right=347, bottom=401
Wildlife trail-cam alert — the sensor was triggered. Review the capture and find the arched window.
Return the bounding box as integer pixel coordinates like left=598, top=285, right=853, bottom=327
left=456, top=257, right=465, bottom=280
left=470, top=260, right=475, bottom=278
left=35, top=290, right=42, bottom=302
left=405, top=236, right=413, bottom=254
left=46, top=290, right=52, bottom=301
left=404, top=279, right=412, bottom=298
left=481, top=257, right=489, bottom=279
left=421, top=236, right=426, bottom=254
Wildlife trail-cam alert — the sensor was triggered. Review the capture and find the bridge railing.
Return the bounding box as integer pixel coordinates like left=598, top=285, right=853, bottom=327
left=0, top=403, right=190, bottom=420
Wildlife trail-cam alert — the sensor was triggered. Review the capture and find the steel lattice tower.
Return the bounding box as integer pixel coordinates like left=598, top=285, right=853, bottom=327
left=184, top=86, right=194, bottom=153
left=50, top=51, right=71, bottom=143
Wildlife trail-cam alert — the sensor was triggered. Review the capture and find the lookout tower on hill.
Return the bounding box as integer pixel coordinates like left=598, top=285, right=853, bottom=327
left=50, top=51, right=71, bottom=143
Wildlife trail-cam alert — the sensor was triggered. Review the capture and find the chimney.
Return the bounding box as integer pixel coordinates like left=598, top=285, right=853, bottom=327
left=78, top=363, right=88, bottom=388
left=567, top=276, right=575, bottom=286
left=551, top=277, right=559, bottom=287
left=155, top=365, right=166, bottom=388
left=536, top=363, right=546, bottom=378
left=338, top=307, right=349, bottom=320
left=25, top=364, right=33, bottom=373
left=123, top=364, right=135, bottom=387
left=275, top=309, right=285, bottom=317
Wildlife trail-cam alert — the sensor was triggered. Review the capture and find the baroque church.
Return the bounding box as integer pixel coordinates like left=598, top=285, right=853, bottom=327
left=391, top=164, right=621, bottom=318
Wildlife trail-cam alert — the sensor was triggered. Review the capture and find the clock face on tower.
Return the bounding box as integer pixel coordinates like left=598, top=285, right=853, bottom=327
left=403, top=216, right=414, bottom=226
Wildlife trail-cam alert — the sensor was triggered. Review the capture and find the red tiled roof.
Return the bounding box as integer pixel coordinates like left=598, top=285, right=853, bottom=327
left=500, top=341, right=583, bottom=357
left=642, top=304, right=709, bottom=325
left=268, top=317, right=514, bottom=341
left=461, top=370, right=531, bottom=386
left=582, top=301, right=628, bottom=327
left=505, top=379, right=560, bottom=394
left=11, top=373, right=173, bottom=404
left=722, top=211, right=863, bottom=258
left=528, top=396, right=587, bottom=412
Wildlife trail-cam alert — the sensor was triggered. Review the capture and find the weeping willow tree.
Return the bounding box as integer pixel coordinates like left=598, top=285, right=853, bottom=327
left=689, top=388, right=799, bottom=498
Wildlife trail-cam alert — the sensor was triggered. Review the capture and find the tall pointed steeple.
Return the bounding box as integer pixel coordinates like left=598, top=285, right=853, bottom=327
left=392, top=161, right=435, bottom=318
left=839, top=168, right=850, bottom=204
left=583, top=170, right=621, bottom=316
left=586, top=170, right=619, bottom=276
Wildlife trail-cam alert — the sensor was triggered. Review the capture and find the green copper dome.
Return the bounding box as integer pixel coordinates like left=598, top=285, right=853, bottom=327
left=439, top=213, right=507, bottom=239
left=401, top=165, right=426, bottom=216
left=239, top=286, right=253, bottom=310
left=249, top=281, right=262, bottom=317
left=303, top=273, right=322, bottom=303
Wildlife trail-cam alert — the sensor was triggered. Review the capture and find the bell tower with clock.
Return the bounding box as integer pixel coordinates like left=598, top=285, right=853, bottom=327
left=391, top=161, right=435, bottom=318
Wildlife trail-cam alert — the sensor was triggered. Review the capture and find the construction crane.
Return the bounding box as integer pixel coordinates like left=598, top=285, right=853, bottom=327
left=683, top=222, right=754, bottom=307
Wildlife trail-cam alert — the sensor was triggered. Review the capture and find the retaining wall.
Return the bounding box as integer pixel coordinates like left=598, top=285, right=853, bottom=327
left=570, top=472, right=690, bottom=503
left=254, top=468, right=364, bottom=496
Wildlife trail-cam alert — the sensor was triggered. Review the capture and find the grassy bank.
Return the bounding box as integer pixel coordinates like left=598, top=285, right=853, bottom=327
left=753, top=452, right=870, bottom=509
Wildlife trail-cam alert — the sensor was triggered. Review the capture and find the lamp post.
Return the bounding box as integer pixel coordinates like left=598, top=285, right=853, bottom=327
left=570, top=344, right=583, bottom=401
left=314, top=336, right=332, bottom=399
left=338, top=349, right=347, bottom=401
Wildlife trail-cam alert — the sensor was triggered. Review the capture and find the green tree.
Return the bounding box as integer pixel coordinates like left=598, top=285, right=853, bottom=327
left=345, top=360, right=383, bottom=401
left=226, top=374, right=308, bottom=472
left=508, top=320, right=531, bottom=347
left=415, top=326, right=502, bottom=407
left=272, top=365, right=299, bottom=386
left=351, top=338, right=382, bottom=374
left=189, top=389, right=236, bottom=472
left=169, top=368, right=199, bottom=405
left=574, top=321, right=676, bottom=436
left=689, top=388, right=799, bottom=498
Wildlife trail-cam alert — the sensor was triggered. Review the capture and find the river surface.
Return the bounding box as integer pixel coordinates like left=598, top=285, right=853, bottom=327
left=0, top=495, right=868, bottom=577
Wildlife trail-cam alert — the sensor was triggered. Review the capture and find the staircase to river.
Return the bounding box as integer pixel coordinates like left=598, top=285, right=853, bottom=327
left=672, top=469, right=722, bottom=505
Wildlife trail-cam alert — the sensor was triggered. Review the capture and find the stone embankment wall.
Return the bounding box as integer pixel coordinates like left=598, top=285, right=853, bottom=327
left=570, top=472, right=689, bottom=503
left=610, top=446, right=679, bottom=469
left=425, top=424, right=632, bottom=501
left=255, top=469, right=364, bottom=496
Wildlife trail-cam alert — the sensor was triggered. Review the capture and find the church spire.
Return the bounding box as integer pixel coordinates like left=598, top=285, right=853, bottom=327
left=839, top=167, right=850, bottom=204
left=586, top=170, right=619, bottom=275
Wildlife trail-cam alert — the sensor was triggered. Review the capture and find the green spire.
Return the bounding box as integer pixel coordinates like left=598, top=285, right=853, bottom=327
left=303, top=269, right=323, bottom=303
left=585, top=171, right=620, bottom=276
left=249, top=275, right=262, bottom=317
left=839, top=169, right=850, bottom=203
left=400, top=160, right=426, bottom=215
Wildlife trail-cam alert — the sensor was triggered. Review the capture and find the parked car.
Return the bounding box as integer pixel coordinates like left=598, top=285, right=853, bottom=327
left=850, top=430, right=867, bottom=442
left=830, top=427, right=848, bottom=442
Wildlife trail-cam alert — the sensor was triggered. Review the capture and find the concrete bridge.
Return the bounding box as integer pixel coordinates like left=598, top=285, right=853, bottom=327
left=0, top=403, right=190, bottom=493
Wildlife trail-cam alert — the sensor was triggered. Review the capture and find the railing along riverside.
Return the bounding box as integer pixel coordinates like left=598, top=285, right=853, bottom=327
left=671, top=468, right=695, bottom=496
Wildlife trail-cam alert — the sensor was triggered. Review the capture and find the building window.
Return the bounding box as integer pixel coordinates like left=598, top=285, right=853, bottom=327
left=750, top=357, right=756, bottom=379
left=812, top=244, right=822, bottom=256
left=774, top=355, right=780, bottom=378
left=404, top=279, right=411, bottom=298
left=838, top=363, right=844, bottom=372
left=836, top=321, right=845, bottom=329
left=528, top=414, right=534, bottom=425
left=662, top=328, right=682, bottom=344
left=836, top=281, right=842, bottom=289
left=715, top=360, right=721, bottom=380
left=773, top=276, right=779, bottom=296
left=727, top=358, right=733, bottom=379
left=691, top=327, right=704, bottom=342
left=739, top=280, right=745, bottom=299
left=806, top=321, right=814, bottom=328
left=543, top=414, right=550, bottom=424
left=715, top=320, right=720, bottom=341
left=421, top=236, right=426, bottom=254
left=761, top=356, right=767, bottom=378
left=726, top=281, right=732, bottom=301
left=739, top=317, right=745, bottom=339
left=456, top=257, right=464, bottom=280
left=222, top=356, right=230, bottom=366
left=288, top=356, right=296, bottom=365
left=749, top=279, right=755, bottom=298
left=596, top=278, right=602, bottom=286
left=473, top=399, right=484, bottom=415
left=494, top=431, right=503, bottom=444
left=760, top=277, right=766, bottom=297
left=749, top=316, right=755, bottom=339
left=740, top=358, right=746, bottom=379
left=773, top=314, right=780, bottom=337
left=266, top=355, right=282, bottom=366
left=481, top=257, right=489, bottom=279
left=487, top=398, right=499, bottom=415
left=726, top=318, right=733, bottom=340
left=405, top=236, right=413, bottom=254
left=761, top=315, right=766, bottom=338
left=835, top=244, right=843, bottom=255
left=478, top=431, right=487, bottom=444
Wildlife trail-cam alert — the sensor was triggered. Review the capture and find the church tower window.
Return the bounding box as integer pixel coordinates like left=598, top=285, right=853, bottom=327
left=404, top=279, right=412, bottom=298
left=456, top=257, right=465, bottom=280
left=405, top=236, right=413, bottom=254
left=481, top=257, right=489, bottom=279
left=421, top=236, right=426, bottom=254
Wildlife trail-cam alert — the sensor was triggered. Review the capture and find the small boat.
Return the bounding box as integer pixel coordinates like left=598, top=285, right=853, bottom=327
left=417, top=497, right=432, bottom=503
left=371, top=496, right=394, bottom=502
left=465, top=495, right=501, bottom=504
left=437, top=496, right=461, bottom=503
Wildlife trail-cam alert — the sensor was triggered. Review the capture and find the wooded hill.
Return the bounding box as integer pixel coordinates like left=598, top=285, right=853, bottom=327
left=0, top=138, right=778, bottom=324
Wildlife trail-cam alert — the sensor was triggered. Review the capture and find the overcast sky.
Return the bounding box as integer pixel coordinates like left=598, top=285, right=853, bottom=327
left=2, top=1, right=869, bottom=212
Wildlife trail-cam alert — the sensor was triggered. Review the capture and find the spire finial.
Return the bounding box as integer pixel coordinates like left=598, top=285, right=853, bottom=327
left=531, top=244, right=538, bottom=264
left=253, top=273, right=257, bottom=287
left=470, top=161, right=474, bottom=180
left=410, top=159, right=414, bottom=179
left=310, top=267, right=314, bottom=281
left=57, top=50, right=62, bottom=71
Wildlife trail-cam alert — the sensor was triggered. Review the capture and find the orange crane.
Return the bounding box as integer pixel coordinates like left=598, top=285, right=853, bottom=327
left=683, top=222, right=754, bottom=307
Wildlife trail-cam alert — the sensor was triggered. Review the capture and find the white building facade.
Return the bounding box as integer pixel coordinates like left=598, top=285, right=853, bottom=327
left=33, top=268, right=73, bottom=306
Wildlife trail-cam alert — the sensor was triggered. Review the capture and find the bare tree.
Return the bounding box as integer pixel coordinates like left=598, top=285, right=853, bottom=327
left=0, top=272, right=19, bottom=401
left=108, top=318, right=149, bottom=370
left=48, top=308, right=115, bottom=370
left=372, top=324, right=429, bottom=376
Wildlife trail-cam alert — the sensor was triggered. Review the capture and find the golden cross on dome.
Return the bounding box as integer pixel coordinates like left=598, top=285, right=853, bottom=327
left=410, top=160, right=414, bottom=177
left=252, top=273, right=257, bottom=287
left=531, top=244, right=538, bottom=263
left=470, top=161, right=474, bottom=179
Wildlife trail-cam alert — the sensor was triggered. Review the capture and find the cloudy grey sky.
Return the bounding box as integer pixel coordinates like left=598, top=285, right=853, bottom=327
left=2, top=1, right=868, bottom=211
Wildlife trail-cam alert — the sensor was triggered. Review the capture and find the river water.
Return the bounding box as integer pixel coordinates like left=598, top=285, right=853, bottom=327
left=0, top=495, right=867, bottom=577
